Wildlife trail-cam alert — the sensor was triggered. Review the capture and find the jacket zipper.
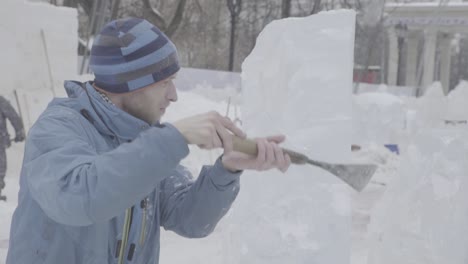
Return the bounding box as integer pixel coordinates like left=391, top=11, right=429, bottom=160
left=139, top=198, right=148, bottom=246
left=118, top=206, right=134, bottom=264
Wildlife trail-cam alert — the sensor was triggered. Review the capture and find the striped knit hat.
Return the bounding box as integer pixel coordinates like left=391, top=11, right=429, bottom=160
left=90, top=18, right=180, bottom=93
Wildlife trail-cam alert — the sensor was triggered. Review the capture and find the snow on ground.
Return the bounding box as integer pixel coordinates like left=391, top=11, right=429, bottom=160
left=350, top=81, right=468, bottom=264
left=0, top=143, right=25, bottom=263
left=353, top=92, right=406, bottom=146
left=367, top=128, right=468, bottom=264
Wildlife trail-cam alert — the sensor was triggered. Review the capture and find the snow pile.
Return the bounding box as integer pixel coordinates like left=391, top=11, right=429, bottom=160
left=0, top=0, right=78, bottom=135
left=353, top=92, right=406, bottom=145
left=445, top=81, right=468, bottom=122
left=406, top=82, right=447, bottom=132
left=352, top=81, right=464, bottom=148
left=352, top=144, right=399, bottom=185
left=356, top=83, right=417, bottom=96
left=224, top=10, right=355, bottom=264
left=189, top=84, right=241, bottom=106
left=350, top=144, right=400, bottom=264
left=0, top=0, right=77, bottom=97
left=366, top=128, right=468, bottom=264
left=352, top=80, right=468, bottom=264
left=15, top=88, right=55, bottom=134
left=174, top=67, right=241, bottom=92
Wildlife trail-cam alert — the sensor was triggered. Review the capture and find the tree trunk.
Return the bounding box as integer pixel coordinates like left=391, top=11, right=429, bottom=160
left=281, top=0, right=291, bottom=18
left=166, top=0, right=187, bottom=37
left=110, top=0, right=121, bottom=20
left=311, top=0, right=322, bottom=14
left=76, top=0, right=93, bottom=16
left=142, top=0, right=187, bottom=37
left=63, top=0, right=77, bottom=8
left=227, top=0, right=242, bottom=71
left=229, top=15, right=237, bottom=71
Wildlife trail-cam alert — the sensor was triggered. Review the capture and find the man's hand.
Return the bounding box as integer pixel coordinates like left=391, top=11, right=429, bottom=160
left=14, top=129, right=25, bottom=142
left=172, top=111, right=246, bottom=149
left=172, top=112, right=291, bottom=173
left=221, top=135, right=292, bottom=173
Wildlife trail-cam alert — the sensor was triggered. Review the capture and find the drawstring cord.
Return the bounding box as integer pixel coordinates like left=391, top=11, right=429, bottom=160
left=80, top=82, right=134, bottom=264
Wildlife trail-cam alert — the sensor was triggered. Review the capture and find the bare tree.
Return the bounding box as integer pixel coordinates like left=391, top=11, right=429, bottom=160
left=311, top=0, right=322, bottom=14
left=62, top=0, right=77, bottom=8
left=142, top=0, right=187, bottom=37
left=76, top=0, right=93, bottom=16
left=227, top=0, right=242, bottom=71
left=281, top=0, right=291, bottom=18
left=111, top=0, right=121, bottom=20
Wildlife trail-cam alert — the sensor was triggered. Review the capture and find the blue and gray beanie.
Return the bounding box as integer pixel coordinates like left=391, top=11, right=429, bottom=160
left=89, top=18, right=180, bottom=93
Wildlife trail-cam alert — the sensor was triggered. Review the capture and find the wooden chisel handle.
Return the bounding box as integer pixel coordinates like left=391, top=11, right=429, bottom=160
left=232, top=136, right=309, bottom=164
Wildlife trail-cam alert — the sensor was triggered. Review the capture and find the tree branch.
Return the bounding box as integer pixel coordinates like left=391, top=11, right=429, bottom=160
left=311, top=0, right=322, bottom=15
left=143, top=0, right=168, bottom=31
left=281, top=0, right=291, bottom=18
left=341, top=0, right=352, bottom=9
left=76, top=0, right=93, bottom=16
left=166, top=0, right=188, bottom=37
left=142, top=0, right=187, bottom=37
left=110, top=0, right=121, bottom=20
left=63, top=0, right=77, bottom=8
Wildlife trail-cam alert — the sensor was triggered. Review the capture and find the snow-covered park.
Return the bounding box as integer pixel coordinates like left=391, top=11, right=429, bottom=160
left=2, top=1, right=468, bottom=264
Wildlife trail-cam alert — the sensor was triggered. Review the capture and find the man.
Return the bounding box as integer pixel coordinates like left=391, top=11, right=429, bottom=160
left=0, top=95, right=25, bottom=201
left=7, top=18, right=291, bottom=264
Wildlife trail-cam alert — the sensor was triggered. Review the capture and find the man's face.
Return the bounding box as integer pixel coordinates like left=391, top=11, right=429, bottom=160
left=122, top=74, right=178, bottom=125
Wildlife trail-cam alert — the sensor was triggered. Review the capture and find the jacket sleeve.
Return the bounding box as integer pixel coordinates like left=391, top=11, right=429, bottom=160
left=24, top=108, right=189, bottom=226
left=0, top=96, right=23, bottom=133
left=159, top=157, right=241, bottom=238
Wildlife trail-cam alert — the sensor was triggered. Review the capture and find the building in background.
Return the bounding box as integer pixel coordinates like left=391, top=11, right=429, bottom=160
left=385, top=0, right=468, bottom=94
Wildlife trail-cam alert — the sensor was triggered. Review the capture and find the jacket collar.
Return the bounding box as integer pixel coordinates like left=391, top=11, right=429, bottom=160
left=63, top=80, right=152, bottom=142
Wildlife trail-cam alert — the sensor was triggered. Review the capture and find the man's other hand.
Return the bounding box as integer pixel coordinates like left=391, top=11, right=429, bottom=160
left=221, top=135, right=291, bottom=173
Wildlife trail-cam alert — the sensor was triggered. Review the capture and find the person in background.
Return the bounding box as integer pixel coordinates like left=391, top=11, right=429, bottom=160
left=0, top=95, right=24, bottom=201
left=7, top=17, right=291, bottom=263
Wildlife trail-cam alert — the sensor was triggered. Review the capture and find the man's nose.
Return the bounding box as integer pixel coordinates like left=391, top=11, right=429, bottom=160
left=167, top=82, right=178, bottom=102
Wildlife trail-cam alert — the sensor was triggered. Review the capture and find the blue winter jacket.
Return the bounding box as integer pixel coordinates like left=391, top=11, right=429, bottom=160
left=6, top=81, right=241, bottom=264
